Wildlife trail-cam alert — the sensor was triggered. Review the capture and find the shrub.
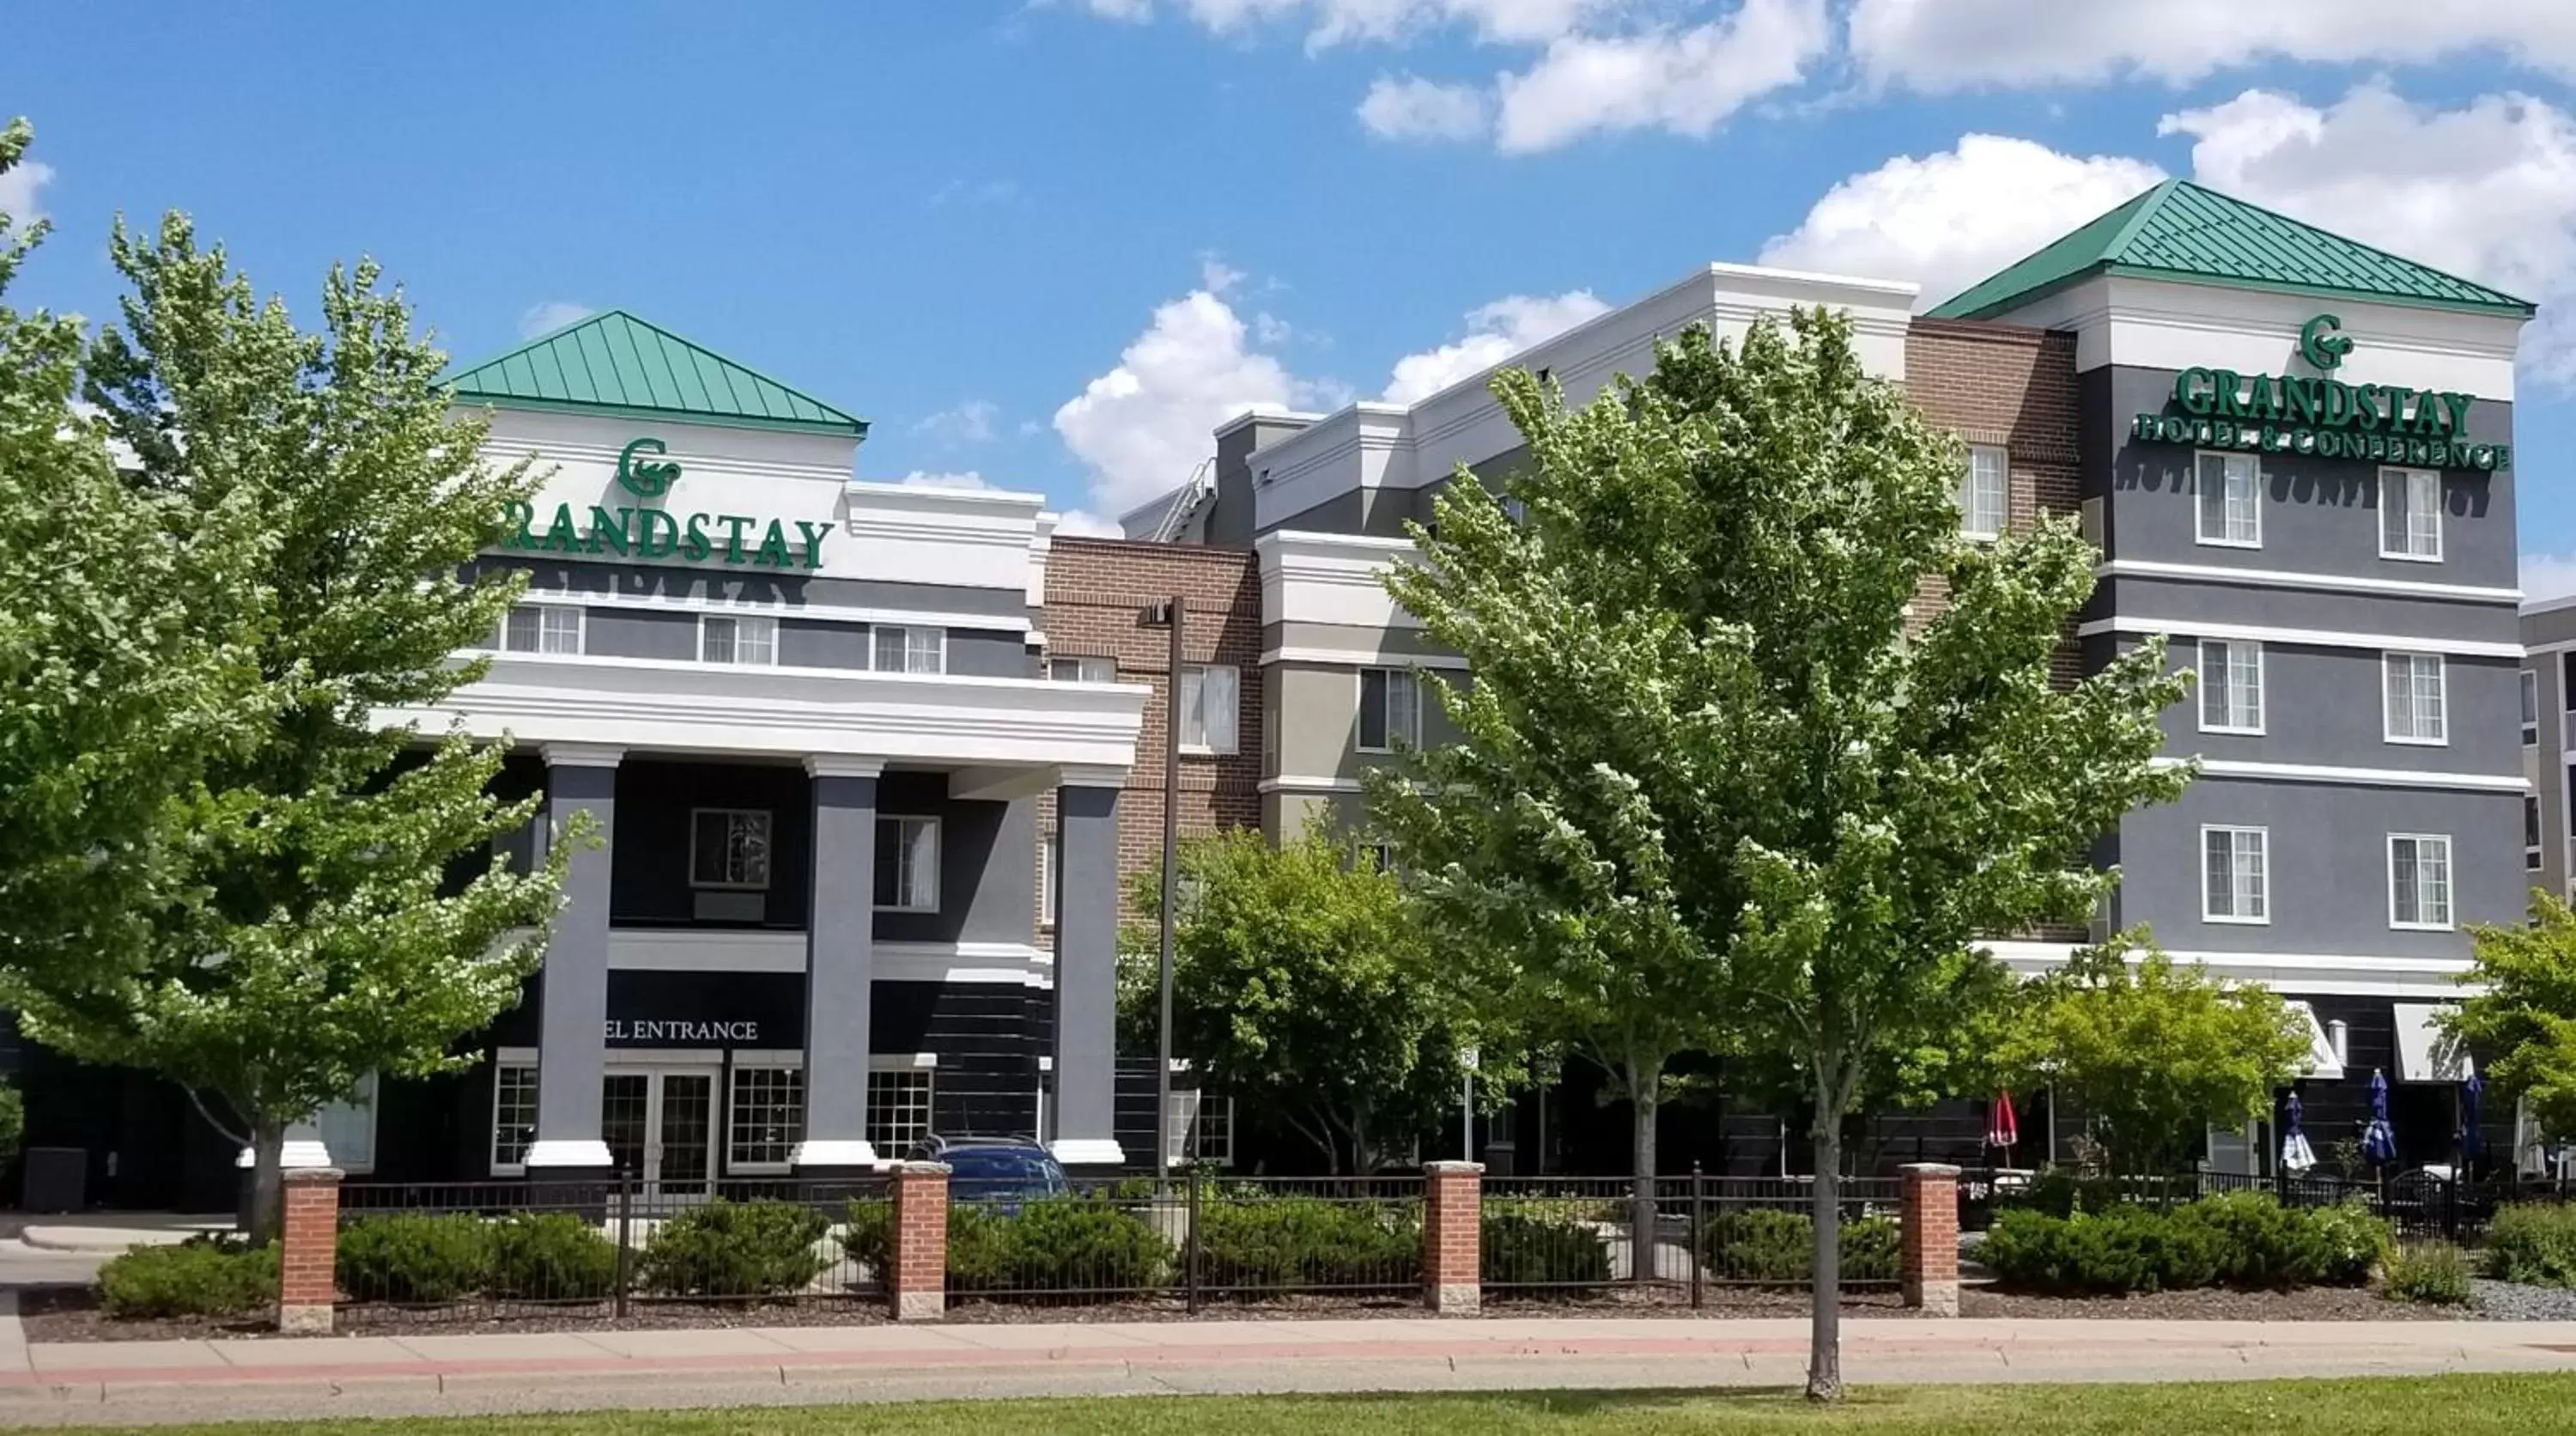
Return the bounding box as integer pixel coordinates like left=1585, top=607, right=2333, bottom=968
left=2385, top=1243, right=2474, bottom=1305
left=2487, top=1203, right=2576, bottom=1288
left=838, top=1199, right=892, bottom=1274
left=335, top=1214, right=491, bottom=1304
left=489, top=1213, right=621, bottom=1300
left=1195, top=1195, right=1420, bottom=1291
left=1482, top=1209, right=1613, bottom=1289
left=945, top=1202, right=1016, bottom=1288
left=981, top=1196, right=1170, bottom=1294
left=1978, top=1205, right=2221, bottom=1295
left=1698, top=1208, right=1903, bottom=1282
left=99, top=1236, right=279, bottom=1319
left=637, top=1200, right=830, bottom=1298
left=2302, top=1200, right=2394, bottom=1287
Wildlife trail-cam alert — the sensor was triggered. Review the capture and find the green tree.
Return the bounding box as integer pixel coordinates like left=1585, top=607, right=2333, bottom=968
left=1119, top=831, right=1484, bottom=1174
left=0, top=119, right=264, bottom=995
left=1367, top=310, right=2186, bottom=1399
left=1992, top=937, right=2308, bottom=1176
left=3, top=213, right=581, bottom=1238
left=2445, top=891, right=2576, bottom=1147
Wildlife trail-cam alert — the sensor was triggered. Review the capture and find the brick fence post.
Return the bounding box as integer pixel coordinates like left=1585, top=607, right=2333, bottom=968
left=277, top=1166, right=343, bottom=1336
left=1899, top=1162, right=1960, bottom=1317
left=888, top=1161, right=950, bottom=1322
left=1422, top=1160, right=1482, bottom=1315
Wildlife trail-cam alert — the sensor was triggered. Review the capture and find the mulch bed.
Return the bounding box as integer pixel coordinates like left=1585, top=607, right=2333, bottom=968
left=1959, top=1285, right=2462, bottom=1320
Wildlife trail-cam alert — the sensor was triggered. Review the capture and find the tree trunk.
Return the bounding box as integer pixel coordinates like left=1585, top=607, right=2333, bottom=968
left=1628, top=1058, right=1662, bottom=1285
left=1807, top=1105, right=1844, bottom=1403
left=246, top=1118, right=287, bottom=1245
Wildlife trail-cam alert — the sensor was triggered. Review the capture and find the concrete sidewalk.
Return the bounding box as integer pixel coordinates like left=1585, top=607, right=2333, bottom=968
left=1, top=1316, right=2573, bottom=1427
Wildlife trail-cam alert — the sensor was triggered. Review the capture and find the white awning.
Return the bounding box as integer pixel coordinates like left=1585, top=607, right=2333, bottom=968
left=2287, top=1001, right=2342, bottom=1080
left=2393, top=1001, right=2474, bottom=1083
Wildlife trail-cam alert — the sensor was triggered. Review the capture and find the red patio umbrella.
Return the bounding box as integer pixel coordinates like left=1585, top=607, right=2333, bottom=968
left=1988, top=1090, right=2020, bottom=1157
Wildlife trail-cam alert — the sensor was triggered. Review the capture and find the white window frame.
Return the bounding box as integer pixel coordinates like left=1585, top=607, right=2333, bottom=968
left=698, top=612, right=779, bottom=667
left=866, top=1067, right=936, bottom=1155
left=871, top=625, right=947, bottom=675
left=1048, top=655, right=1115, bottom=683
left=1357, top=667, right=1421, bottom=754
left=725, top=1063, right=805, bottom=1175
left=2194, top=451, right=2262, bottom=549
left=501, top=603, right=586, bottom=655
left=875, top=815, right=941, bottom=913
left=1178, top=663, right=1240, bottom=756
left=2201, top=824, right=2270, bottom=925
left=490, top=1059, right=539, bottom=1177
left=2196, top=638, right=2264, bottom=735
left=1959, top=444, right=2008, bottom=541
left=690, top=807, right=775, bottom=891
left=2381, top=651, right=2449, bottom=746
left=313, top=1072, right=379, bottom=1175
left=1036, top=837, right=1061, bottom=931
left=2378, top=466, right=2443, bottom=563
left=2388, top=832, right=2455, bottom=931
left=2524, top=670, right=2541, bottom=747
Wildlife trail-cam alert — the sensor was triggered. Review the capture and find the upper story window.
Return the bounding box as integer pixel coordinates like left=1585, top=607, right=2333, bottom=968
left=1358, top=668, right=1422, bottom=752
left=2524, top=670, right=2542, bottom=746
left=501, top=603, right=584, bottom=655
left=1959, top=445, right=2008, bottom=540
left=2382, top=652, right=2448, bottom=745
left=875, top=816, right=939, bottom=912
left=2379, top=467, right=2443, bottom=562
left=2528, top=797, right=2543, bottom=872
left=1048, top=656, right=1116, bottom=683
left=2196, top=638, right=2263, bottom=735
left=1178, top=664, right=1240, bottom=756
left=2194, top=453, right=2261, bottom=549
left=872, top=626, right=945, bottom=675
left=700, top=614, right=777, bottom=666
left=2202, top=825, right=2269, bottom=924
left=2389, top=833, right=2454, bottom=930
left=690, top=809, right=773, bottom=890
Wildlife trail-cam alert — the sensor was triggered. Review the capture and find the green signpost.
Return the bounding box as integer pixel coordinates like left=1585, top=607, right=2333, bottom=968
left=497, top=435, right=833, bottom=569
left=2129, top=315, right=2511, bottom=472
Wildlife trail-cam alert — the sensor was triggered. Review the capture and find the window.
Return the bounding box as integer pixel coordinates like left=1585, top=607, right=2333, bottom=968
left=501, top=603, right=584, bottom=654
left=871, top=626, right=945, bottom=674
left=2526, top=670, right=2543, bottom=747
left=700, top=614, right=777, bottom=666
left=2195, top=452, right=2261, bottom=547
left=1177, top=663, right=1240, bottom=755
left=2390, top=834, right=2454, bottom=930
left=1048, top=655, right=1115, bottom=683
left=2382, top=652, right=2448, bottom=745
left=491, top=1062, right=538, bottom=1172
left=2379, top=467, right=2443, bottom=561
left=727, top=1067, right=804, bottom=1171
left=875, top=816, right=939, bottom=911
left=2202, top=826, right=2269, bottom=923
left=866, top=1069, right=934, bottom=1153
left=2197, top=639, right=2263, bottom=734
left=1358, top=668, right=1421, bottom=752
left=690, top=809, right=773, bottom=890
left=314, top=1073, right=379, bottom=1173
left=1959, top=445, right=2008, bottom=540
left=1359, top=842, right=1398, bottom=875
left=1194, top=1095, right=1236, bottom=1165
left=1037, top=838, right=1059, bottom=929
left=2528, top=797, right=2544, bottom=873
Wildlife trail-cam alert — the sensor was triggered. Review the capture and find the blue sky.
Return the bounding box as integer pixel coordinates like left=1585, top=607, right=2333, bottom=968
left=5, top=1, right=2575, bottom=581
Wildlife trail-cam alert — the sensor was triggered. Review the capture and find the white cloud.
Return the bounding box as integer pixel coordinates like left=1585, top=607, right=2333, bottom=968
left=897, top=470, right=992, bottom=490
left=2526, top=554, right=2576, bottom=603
left=1054, top=508, right=1127, bottom=538
left=1358, top=75, right=1492, bottom=140
left=1054, top=283, right=1340, bottom=519
left=1199, top=255, right=1247, bottom=295
left=1157, top=0, right=1615, bottom=48
left=1493, top=0, right=1832, bottom=153
left=914, top=399, right=1000, bottom=447
left=1848, top=0, right=2576, bottom=93
left=0, top=155, right=54, bottom=226
left=1758, top=134, right=2166, bottom=307
left=1381, top=291, right=1612, bottom=404
left=929, top=178, right=1019, bottom=207
left=517, top=301, right=594, bottom=339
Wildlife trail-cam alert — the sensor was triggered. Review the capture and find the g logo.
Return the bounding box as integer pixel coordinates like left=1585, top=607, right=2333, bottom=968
left=616, top=436, right=682, bottom=498
left=2299, top=313, right=2353, bottom=371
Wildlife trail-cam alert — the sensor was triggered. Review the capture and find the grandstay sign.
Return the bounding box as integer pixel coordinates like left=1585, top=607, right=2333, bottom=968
left=497, top=436, right=832, bottom=569
left=2129, top=315, right=2512, bottom=473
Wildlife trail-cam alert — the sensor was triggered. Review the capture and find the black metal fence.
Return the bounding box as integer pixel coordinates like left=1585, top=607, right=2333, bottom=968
left=1964, top=1165, right=2576, bottom=1245
left=1480, top=1172, right=1905, bottom=1305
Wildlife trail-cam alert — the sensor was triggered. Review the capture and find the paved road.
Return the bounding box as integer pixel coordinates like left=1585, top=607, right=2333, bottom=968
left=0, top=1317, right=2572, bottom=1427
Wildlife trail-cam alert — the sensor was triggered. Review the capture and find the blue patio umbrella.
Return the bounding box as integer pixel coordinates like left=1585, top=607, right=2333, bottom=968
left=2363, top=1070, right=2398, bottom=1167
left=2463, top=1068, right=2485, bottom=1168
left=2281, top=1091, right=2317, bottom=1174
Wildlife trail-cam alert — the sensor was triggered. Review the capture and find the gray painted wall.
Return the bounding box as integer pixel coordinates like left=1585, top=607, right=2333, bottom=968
left=872, top=772, right=1036, bottom=946
left=2090, top=575, right=2518, bottom=647
left=2152, top=639, right=2520, bottom=776
left=479, top=555, right=1035, bottom=622
left=586, top=608, right=698, bottom=662
left=506, top=595, right=1030, bottom=677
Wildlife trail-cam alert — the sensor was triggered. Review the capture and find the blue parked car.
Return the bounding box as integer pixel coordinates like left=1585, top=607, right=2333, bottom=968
left=902, top=1135, right=1071, bottom=1208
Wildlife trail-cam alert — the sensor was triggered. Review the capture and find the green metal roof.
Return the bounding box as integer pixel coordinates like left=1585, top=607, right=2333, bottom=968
left=444, top=310, right=868, bottom=438
left=1929, top=180, right=2534, bottom=321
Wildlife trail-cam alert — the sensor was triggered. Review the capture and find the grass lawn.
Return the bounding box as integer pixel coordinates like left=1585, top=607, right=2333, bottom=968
left=54, top=1375, right=2576, bottom=1435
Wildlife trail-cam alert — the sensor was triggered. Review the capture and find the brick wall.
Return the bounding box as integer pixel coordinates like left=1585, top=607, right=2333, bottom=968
left=889, top=1161, right=950, bottom=1320
left=1040, top=539, right=1267, bottom=928
left=277, top=1168, right=342, bottom=1334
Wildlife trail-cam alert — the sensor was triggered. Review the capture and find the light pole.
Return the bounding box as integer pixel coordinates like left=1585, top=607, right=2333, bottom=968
left=1150, top=594, right=1184, bottom=1185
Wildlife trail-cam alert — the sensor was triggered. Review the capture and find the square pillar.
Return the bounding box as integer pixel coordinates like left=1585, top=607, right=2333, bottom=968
left=1048, top=776, right=1126, bottom=1169
left=527, top=744, right=620, bottom=1175
left=277, top=1167, right=343, bottom=1335
left=1900, top=1162, right=1961, bottom=1316
left=1423, top=1161, right=1482, bottom=1313
left=796, top=758, right=882, bottom=1174
left=889, top=1161, right=950, bottom=1320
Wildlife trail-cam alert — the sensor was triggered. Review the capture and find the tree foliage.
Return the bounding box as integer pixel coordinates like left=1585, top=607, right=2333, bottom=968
left=2, top=209, right=582, bottom=1236
left=1119, top=831, right=1481, bottom=1174
left=2447, top=891, right=2576, bottom=1145
left=1366, top=309, right=2187, bottom=1398
left=1992, top=938, right=2310, bottom=1175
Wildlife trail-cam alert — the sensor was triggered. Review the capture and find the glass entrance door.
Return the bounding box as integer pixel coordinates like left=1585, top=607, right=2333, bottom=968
left=598, top=1068, right=716, bottom=1197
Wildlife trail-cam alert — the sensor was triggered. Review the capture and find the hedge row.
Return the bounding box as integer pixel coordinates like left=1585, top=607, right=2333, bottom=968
left=1981, top=1191, right=2392, bottom=1295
